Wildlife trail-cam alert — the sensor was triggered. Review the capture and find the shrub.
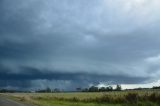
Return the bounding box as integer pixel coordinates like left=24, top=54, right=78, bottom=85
left=69, top=97, right=80, bottom=102
left=148, top=93, right=160, bottom=103
left=125, top=93, right=138, bottom=103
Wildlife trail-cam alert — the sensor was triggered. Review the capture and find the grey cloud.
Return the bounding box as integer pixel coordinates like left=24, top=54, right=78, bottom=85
left=0, top=0, right=160, bottom=90
left=0, top=65, right=150, bottom=90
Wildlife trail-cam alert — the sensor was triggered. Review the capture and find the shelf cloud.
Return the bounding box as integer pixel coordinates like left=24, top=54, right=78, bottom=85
left=1, top=0, right=160, bottom=90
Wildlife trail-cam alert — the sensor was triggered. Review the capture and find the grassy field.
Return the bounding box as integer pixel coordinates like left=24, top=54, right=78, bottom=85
left=1, top=90, right=160, bottom=106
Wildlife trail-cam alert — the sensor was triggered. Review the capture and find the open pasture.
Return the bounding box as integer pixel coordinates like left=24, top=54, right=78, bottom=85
left=2, top=90, right=160, bottom=106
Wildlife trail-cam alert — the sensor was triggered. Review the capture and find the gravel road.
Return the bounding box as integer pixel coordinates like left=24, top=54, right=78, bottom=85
left=0, top=96, right=32, bottom=106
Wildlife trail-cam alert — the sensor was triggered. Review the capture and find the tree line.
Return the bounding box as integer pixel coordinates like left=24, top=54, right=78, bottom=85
left=77, top=84, right=122, bottom=92
left=36, top=87, right=61, bottom=93
left=1, top=85, right=160, bottom=93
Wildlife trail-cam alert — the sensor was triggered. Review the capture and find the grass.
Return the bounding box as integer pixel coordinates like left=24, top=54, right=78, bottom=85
left=1, top=90, right=160, bottom=106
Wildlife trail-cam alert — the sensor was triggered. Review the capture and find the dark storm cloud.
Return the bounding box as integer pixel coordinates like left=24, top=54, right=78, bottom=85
left=0, top=65, right=149, bottom=90
left=1, top=0, right=160, bottom=89
left=0, top=65, right=148, bottom=83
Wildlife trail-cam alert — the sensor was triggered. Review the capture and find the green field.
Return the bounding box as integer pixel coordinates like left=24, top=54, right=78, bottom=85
left=1, top=90, right=160, bottom=106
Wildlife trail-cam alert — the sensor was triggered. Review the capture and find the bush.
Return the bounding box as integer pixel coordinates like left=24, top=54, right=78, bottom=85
left=125, top=93, right=138, bottom=103
left=148, top=93, right=160, bottom=103
left=69, top=97, right=80, bottom=102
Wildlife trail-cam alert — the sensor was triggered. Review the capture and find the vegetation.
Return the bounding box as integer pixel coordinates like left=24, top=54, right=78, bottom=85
left=1, top=85, right=160, bottom=106
left=79, top=84, right=121, bottom=92
left=83, top=85, right=114, bottom=92
left=1, top=89, right=160, bottom=106
left=0, top=89, right=16, bottom=93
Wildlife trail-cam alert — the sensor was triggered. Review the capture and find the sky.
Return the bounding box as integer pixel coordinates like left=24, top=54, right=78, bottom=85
left=0, top=0, right=160, bottom=90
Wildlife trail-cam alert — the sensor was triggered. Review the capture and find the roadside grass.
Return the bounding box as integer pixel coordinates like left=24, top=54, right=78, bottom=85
left=34, top=99, right=123, bottom=106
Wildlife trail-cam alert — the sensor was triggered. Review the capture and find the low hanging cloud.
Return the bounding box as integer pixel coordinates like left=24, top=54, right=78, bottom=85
left=1, top=0, right=160, bottom=90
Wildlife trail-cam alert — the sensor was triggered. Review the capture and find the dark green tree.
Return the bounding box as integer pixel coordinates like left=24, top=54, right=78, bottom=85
left=89, top=86, right=99, bottom=92
left=115, top=84, right=122, bottom=91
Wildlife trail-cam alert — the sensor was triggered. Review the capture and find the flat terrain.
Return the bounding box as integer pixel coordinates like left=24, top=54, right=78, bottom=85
left=0, top=96, right=31, bottom=106
left=1, top=90, right=160, bottom=106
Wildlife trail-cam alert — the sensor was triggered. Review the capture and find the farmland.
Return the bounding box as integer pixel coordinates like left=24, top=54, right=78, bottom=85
left=1, top=90, right=160, bottom=106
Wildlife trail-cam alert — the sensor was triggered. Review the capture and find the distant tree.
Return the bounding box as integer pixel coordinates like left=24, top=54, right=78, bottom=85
left=46, top=87, right=52, bottom=93
left=82, top=88, right=89, bottom=92
left=89, top=86, right=98, bottom=92
left=0, top=89, right=16, bottom=93
left=107, top=86, right=113, bottom=91
left=115, top=84, right=122, bottom=91
left=99, top=87, right=106, bottom=92
left=153, top=86, right=160, bottom=89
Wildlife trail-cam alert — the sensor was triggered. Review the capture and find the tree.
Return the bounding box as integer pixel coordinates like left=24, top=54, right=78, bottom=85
left=115, top=84, right=122, bottom=91
left=99, top=87, right=106, bottom=92
left=46, top=87, right=52, bottom=93
left=89, top=86, right=99, bottom=92
left=107, top=86, right=113, bottom=91
left=82, top=88, right=89, bottom=92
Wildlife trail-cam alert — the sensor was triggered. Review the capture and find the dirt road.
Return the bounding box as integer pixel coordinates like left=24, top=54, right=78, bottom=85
left=0, top=96, right=32, bottom=106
